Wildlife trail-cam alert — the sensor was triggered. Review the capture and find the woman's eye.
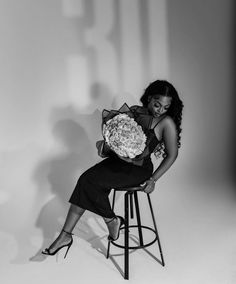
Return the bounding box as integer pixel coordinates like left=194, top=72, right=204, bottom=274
left=153, top=101, right=170, bottom=110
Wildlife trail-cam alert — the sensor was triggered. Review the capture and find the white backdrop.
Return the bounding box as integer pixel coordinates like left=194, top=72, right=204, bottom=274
left=0, top=0, right=171, bottom=236
left=0, top=0, right=235, bottom=282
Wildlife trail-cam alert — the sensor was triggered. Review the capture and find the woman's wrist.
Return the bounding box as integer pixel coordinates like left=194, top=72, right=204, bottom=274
left=149, top=177, right=157, bottom=183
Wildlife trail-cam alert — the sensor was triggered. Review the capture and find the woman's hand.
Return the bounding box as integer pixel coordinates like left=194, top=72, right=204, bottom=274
left=140, top=178, right=156, bottom=194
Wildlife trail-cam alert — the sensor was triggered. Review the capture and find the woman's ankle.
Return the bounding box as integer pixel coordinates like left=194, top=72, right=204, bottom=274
left=62, top=229, right=73, bottom=235
left=59, top=230, right=73, bottom=240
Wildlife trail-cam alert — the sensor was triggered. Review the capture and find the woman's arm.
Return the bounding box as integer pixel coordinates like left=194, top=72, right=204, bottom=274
left=143, top=117, right=178, bottom=193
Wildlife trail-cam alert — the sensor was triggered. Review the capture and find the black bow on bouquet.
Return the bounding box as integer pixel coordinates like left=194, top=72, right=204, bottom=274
left=97, top=103, right=155, bottom=166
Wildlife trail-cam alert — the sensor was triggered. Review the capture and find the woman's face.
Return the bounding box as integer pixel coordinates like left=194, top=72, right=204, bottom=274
left=147, top=95, right=172, bottom=118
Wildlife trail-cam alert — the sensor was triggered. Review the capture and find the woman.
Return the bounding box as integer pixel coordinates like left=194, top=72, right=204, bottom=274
left=42, top=79, right=184, bottom=258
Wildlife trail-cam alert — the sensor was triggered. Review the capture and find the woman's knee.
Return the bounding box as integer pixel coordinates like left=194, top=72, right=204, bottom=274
left=77, top=168, right=94, bottom=186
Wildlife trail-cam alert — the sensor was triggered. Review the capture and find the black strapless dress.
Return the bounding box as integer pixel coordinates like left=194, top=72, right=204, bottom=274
left=68, top=106, right=162, bottom=218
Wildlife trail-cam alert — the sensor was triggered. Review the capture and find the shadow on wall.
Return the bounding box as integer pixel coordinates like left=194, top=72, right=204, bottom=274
left=27, top=81, right=132, bottom=263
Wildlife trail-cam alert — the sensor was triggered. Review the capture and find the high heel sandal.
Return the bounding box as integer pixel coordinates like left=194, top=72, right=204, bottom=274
left=106, top=216, right=125, bottom=241
left=42, top=230, right=73, bottom=259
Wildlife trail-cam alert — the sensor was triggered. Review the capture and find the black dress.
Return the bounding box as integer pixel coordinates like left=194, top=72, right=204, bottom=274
left=69, top=107, right=163, bottom=218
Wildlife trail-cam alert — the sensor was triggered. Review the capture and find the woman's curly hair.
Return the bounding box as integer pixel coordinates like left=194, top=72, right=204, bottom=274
left=140, top=80, right=184, bottom=159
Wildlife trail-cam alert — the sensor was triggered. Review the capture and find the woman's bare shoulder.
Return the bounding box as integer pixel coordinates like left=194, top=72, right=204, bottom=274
left=162, top=116, right=178, bottom=143
left=162, top=115, right=176, bottom=127
left=157, top=116, right=177, bottom=137
left=153, top=115, right=175, bottom=128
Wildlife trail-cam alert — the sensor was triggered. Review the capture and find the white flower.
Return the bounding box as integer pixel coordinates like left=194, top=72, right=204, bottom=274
left=102, top=113, right=147, bottom=159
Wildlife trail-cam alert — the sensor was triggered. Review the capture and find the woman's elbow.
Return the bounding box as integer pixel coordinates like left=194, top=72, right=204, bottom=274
left=166, top=150, right=178, bottom=162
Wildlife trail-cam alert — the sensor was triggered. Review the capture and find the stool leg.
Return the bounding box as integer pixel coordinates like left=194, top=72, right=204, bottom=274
left=133, top=191, right=144, bottom=246
left=106, top=189, right=116, bottom=259
left=147, top=193, right=165, bottom=266
left=124, top=192, right=129, bottom=280
left=129, top=192, right=134, bottom=219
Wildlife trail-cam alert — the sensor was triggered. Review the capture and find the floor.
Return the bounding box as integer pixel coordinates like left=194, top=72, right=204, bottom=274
left=1, top=178, right=236, bottom=284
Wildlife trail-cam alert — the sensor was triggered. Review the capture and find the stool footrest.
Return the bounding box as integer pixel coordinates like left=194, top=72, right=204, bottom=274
left=110, top=225, right=157, bottom=249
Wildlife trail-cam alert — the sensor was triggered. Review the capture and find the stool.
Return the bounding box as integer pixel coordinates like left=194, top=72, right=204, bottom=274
left=106, top=186, right=165, bottom=280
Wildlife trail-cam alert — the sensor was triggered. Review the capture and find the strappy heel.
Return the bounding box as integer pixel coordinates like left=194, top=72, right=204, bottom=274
left=42, top=230, right=74, bottom=259
left=106, top=216, right=125, bottom=241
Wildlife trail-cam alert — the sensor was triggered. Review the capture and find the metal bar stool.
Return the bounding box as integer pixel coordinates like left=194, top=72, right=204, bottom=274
left=106, top=186, right=165, bottom=280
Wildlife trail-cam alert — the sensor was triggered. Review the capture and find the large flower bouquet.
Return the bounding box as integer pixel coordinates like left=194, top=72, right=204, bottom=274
left=99, top=103, right=153, bottom=165
left=103, top=113, right=147, bottom=159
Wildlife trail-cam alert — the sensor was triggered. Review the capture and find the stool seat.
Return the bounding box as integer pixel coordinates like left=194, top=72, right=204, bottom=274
left=106, top=187, right=165, bottom=280
left=115, top=185, right=144, bottom=191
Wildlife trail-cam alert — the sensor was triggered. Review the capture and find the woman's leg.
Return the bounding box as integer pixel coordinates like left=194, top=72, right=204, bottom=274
left=103, top=216, right=123, bottom=240
left=43, top=204, right=85, bottom=253
left=62, top=204, right=85, bottom=232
